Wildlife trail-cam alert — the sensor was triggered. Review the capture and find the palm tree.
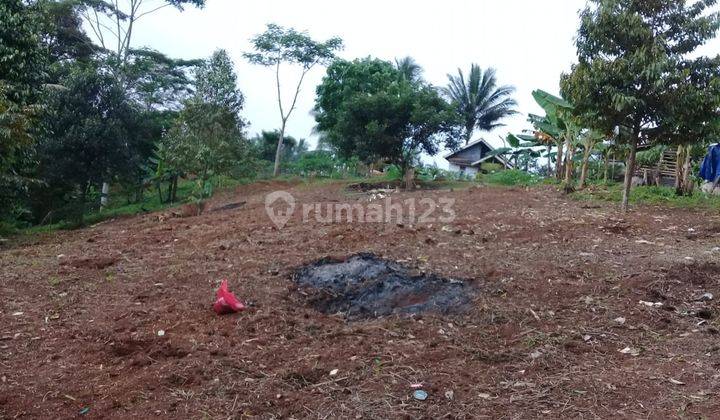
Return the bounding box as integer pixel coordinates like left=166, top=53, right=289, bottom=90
left=445, top=64, right=518, bottom=145
left=395, top=56, right=423, bottom=83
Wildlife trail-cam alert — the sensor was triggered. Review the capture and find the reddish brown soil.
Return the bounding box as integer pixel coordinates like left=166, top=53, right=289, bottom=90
left=2, top=181, right=720, bottom=418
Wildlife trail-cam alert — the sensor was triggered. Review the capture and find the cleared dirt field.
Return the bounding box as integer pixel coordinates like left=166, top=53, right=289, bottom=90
left=3, top=181, right=720, bottom=419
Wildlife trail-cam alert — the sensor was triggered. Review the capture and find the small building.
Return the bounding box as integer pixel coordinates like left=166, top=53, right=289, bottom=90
left=445, top=139, right=515, bottom=176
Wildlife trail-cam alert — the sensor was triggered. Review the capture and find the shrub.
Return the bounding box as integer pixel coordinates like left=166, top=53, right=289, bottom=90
left=480, top=162, right=504, bottom=173
left=478, top=169, right=539, bottom=187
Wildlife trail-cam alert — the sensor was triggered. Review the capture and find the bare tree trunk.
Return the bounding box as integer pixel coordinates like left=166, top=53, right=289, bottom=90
left=579, top=148, right=591, bottom=189
left=675, top=146, right=683, bottom=192
left=556, top=141, right=564, bottom=181
left=563, top=135, right=575, bottom=192
left=676, top=146, right=694, bottom=196
left=273, top=122, right=286, bottom=177
left=403, top=167, right=415, bottom=190
left=684, top=151, right=694, bottom=195
left=100, top=182, right=110, bottom=208
left=603, top=151, right=610, bottom=183
left=546, top=145, right=552, bottom=176
left=621, top=130, right=639, bottom=212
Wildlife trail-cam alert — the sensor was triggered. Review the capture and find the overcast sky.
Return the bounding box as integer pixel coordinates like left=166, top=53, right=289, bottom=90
left=128, top=0, right=720, bottom=165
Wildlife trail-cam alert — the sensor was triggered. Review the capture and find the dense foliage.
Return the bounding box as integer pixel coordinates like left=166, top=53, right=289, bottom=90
left=314, top=58, right=460, bottom=176
left=561, top=0, right=720, bottom=209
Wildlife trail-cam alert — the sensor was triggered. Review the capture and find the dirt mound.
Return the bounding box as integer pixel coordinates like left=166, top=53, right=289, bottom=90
left=293, top=253, right=476, bottom=319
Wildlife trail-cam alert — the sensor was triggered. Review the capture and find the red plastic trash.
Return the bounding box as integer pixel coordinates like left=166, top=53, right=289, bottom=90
left=213, top=279, right=246, bottom=315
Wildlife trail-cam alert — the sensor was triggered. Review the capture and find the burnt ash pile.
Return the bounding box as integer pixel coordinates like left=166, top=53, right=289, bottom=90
left=293, top=253, right=476, bottom=319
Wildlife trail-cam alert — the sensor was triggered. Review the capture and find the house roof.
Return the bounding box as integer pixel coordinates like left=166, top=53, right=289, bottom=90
left=444, top=138, right=492, bottom=160
left=444, top=138, right=514, bottom=169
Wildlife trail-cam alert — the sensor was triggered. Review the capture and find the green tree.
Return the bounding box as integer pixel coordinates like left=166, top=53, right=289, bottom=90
left=79, top=0, right=206, bottom=205
left=0, top=0, right=50, bottom=224
left=36, top=0, right=95, bottom=63
left=395, top=56, right=423, bottom=83
left=314, top=58, right=460, bottom=183
left=33, top=65, right=145, bottom=223
left=161, top=50, right=250, bottom=199
left=251, top=130, right=301, bottom=163
left=561, top=0, right=720, bottom=211
left=244, top=23, right=343, bottom=177
left=194, top=49, right=244, bottom=116
left=444, top=64, right=518, bottom=145
left=124, top=48, right=201, bottom=111
left=80, top=0, right=205, bottom=82
left=294, top=150, right=337, bottom=176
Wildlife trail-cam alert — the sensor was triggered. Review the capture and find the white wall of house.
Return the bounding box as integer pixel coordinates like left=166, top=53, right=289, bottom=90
left=448, top=163, right=479, bottom=177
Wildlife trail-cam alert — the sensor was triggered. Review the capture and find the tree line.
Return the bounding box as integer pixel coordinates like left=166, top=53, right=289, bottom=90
left=498, top=0, right=720, bottom=211
left=3, top=0, right=719, bottom=232
left=1, top=1, right=518, bottom=230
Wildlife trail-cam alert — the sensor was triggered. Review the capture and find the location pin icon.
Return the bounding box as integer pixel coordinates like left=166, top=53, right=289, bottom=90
left=265, top=191, right=296, bottom=229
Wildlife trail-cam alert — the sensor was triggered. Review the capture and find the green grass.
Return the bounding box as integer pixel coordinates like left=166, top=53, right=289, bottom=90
left=478, top=169, right=542, bottom=187
left=573, top=183, right=720, bottom=208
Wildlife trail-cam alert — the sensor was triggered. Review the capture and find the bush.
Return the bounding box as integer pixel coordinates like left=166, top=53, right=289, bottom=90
left=477, top=169, right=540, bottom=187
left=480, top=162, right=504, bottom=173
left=573, top=184, right=720, bottom=208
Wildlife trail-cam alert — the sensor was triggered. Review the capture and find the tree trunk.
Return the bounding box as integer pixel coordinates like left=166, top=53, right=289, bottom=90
left=546, top=145, right=552, bottom=176
left=603, top=151, right=610, bottom=183
left=273, top=123, right=286, bottom=177
left=100, top=182, right=110, bottom=208
left=555, top=141, right=564, bottom=181
left=403, top=167, right=415, bottom=190
left=676, top=145, right=694, bottom=196
left=156, top=183, right=165, bottom=204
left=621, top=130, right=639, bottom=212
left=170, top=176, right=178, bottom=203
left=77, top=184, right=88, bottom=226
left=562, top=136, right=575, bottom=193
left=675, top=146, right=683, bottom=192
left=579, top=148, right=591, bottom=189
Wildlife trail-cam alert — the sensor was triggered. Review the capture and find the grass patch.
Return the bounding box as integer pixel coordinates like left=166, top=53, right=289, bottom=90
left=478, top=170, right=541, bottom=187
left=573, top=183, right=720, bottom=208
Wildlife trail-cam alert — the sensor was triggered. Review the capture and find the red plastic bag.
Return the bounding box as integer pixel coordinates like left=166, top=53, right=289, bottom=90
left=213, top=279, right=246, bottom=315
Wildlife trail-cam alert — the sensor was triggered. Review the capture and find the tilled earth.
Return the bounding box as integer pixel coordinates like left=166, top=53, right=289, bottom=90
left=2, top=181, right=720, bottom=419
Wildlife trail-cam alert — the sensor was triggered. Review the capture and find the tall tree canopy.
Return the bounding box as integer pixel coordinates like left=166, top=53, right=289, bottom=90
left=161, top=49, right=250, bottom=197
left=34, top=65, right=145, bottom=222
left=251, top=130, right=304, bottom=163
left=444, top=64, right=518, bottom=145
left=561, top=0, right=720, bottom=210
left=314, top=58, right=460, bottom=178
left=244, top=23, right=343, bottom=176
left=194, top=49, right=244, bottom=117
left=395, top=56, right=423, bottom=84
left=81, top=0, right=205, bottom=75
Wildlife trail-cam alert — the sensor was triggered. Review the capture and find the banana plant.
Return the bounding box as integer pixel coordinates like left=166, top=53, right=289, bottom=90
left=577, top=129, right=606, bottom=189
left=487, top=133, right=546, bottom=172
left=144, top=143, right=182, bottom=204
left=531, top=90, right=580, bottom=189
